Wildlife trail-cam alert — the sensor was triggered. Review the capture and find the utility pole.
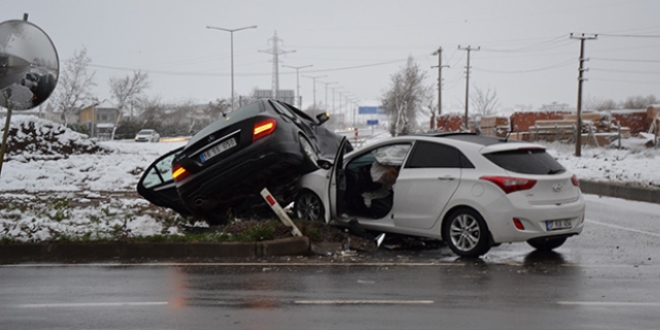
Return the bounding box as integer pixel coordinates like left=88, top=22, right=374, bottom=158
left=260, top=31, right=295, bottom=100
left=432, top=47, right=449, bottom=131
left=570, top=33, right=597, bottom=157
left=458, top=45, right=480, bottom=130
left=282, top=64, right=312, bottom=108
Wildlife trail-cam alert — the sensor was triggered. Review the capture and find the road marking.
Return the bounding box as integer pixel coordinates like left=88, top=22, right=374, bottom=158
left=0, top=262, right=463, bottom=268
left=16, top=302, right=169, bottom=308
left=586, top=220, right=660, bottom=238
left=558, top=301, right=660, bottom=307
left=294, top=300, right=434, bottom=305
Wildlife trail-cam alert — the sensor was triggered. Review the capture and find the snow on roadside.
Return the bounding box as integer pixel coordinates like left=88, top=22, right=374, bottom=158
left=1, top=116, right=659, bottom=241
left=545, top=140, right=660, bottom=188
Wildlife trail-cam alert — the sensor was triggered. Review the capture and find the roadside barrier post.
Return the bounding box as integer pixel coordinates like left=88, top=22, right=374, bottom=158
left=260, top=188, right=303, bottom=237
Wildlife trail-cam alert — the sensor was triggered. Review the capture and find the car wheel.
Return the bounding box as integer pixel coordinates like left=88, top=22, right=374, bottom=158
left=299, top=135, right=319, bottom=171
left=527, top=237, right=567, bottom=251
left=442, top=208, right=491, bottom=258
left=294, top=190, right=324, bottom=221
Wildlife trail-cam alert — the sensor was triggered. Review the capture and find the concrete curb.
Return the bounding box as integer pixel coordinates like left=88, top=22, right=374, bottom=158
left=579, top=180, right=660, bottom=204
left=0, top=236, right=310, bottom=263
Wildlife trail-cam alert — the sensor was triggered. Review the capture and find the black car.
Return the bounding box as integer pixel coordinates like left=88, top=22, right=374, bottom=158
left=137, top=99, right=350, bottom=224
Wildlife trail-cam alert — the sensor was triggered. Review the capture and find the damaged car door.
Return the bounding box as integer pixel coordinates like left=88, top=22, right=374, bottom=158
left=137, top=147, right=192, bottom=218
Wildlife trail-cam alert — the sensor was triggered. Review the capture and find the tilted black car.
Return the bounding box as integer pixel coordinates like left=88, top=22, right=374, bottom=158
left=137, top=99, right=350, bottom=224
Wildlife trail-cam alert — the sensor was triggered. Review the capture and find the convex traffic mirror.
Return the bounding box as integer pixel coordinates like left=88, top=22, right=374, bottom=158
left=0, top=19, right=59, bottom=110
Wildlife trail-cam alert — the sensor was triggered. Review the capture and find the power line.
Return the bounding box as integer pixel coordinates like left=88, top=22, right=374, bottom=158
left=592, top=57, right=660, bottom=63
left=88, top=58, right=408, bottom=77
left=598, top=33, right=660, bottom=38
left=473, top=58, right=575, bottom=74
left=591, top=67, right=660, bottom=75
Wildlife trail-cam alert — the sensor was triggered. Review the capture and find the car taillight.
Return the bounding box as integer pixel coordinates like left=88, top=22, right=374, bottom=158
left=253, top=118, right=277, bottom=142
left=172, top=164, right=190, bottom=182
left=480, top=176, right=537, bottom=194
left=571, top=174, right=580, bottom=187
left=513, top=218, right=525, bottom=230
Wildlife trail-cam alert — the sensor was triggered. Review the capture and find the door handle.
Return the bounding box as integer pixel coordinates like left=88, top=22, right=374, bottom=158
left=438, top=176, right=456, bottom=181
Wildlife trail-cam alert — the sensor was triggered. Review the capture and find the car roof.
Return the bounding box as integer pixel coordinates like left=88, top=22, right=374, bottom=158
left=365, top=133, right=544, bottom=154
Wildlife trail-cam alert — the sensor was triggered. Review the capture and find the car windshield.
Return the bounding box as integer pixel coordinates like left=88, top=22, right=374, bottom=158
left=137, top=130, right=153, bottom=135
left=484, top=149, right=566, bottom=175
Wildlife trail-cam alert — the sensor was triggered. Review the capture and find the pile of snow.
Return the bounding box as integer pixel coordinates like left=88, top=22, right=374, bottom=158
left=0, top=115, right=108, bottom=162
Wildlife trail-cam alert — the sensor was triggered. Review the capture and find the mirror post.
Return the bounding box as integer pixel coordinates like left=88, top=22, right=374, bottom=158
left=0, top=92, right=12, bottom=177
left=0, top=13, right=27, bottom=177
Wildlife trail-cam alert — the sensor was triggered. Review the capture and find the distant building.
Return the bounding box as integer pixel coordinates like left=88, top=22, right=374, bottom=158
left=253, top=89, right=295, bottom=105
left=80, top=104, right=122, bottom=139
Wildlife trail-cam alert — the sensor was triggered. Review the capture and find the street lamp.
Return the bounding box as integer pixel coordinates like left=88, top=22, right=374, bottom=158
left=331, top=87, right=342, bottom=115
left=282, top=64, right=312, bottom=108
left=320, top=81, right=337, bottom=114
left=302, top=75, right=327, bottom=115
left=206, top=24, right=257, bottom=111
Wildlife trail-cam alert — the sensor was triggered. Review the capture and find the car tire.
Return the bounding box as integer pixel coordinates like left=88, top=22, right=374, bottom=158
left=299, top=135, right=319, bottom=172
left=442, top=208, right=491, bottom=258
left=527, top=237, right=567, bottom=251
left=294, top=190, right=324, bottom=222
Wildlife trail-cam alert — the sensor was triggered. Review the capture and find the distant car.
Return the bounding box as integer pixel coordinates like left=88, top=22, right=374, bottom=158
left=137, top=99, right=350, bottom=224
left=135, top=129, right=160, bottom=143
left=294, top=133, right=586, bottom=258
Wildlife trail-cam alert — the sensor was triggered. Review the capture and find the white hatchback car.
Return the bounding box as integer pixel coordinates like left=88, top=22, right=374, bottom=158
left=295, top=133, right=585, bottom=257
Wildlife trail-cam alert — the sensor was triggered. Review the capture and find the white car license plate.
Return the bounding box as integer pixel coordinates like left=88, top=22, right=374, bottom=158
left=546, top=219, right=572, bottom=231
left=201, top=138, right=237, bottom=162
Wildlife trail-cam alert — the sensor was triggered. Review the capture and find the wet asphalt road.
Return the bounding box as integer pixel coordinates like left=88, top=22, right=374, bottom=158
left=1, top=195, right=659, bottom=330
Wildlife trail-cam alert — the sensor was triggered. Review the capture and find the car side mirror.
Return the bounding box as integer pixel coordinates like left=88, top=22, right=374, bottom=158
left=0, top=19, right=59, bottom=110
left=316, top=112, right=330, bottom=125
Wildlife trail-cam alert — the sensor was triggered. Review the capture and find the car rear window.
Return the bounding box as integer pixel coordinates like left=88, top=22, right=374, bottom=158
left=484, top=149, right=566, bottom=175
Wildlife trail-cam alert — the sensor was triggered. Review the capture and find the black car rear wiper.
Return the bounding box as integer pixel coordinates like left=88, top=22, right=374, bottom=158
left=547, top=169, right=566, bottom=175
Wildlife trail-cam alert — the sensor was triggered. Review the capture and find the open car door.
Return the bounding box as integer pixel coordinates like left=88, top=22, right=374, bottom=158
left=329, top=137, right=350, bottom=219
left=137, top=147, right=193, bottom=218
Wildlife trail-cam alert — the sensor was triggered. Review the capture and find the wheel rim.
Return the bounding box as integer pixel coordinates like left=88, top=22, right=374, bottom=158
left=449, top=213, right=481, bottom=252
left=297, top=192, right=322, bottom=221
left=300, top=137, right=318, bottom=167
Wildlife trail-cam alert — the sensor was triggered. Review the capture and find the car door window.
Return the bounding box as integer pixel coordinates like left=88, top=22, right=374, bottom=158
left=405, top=141, right=472, bottom=168
left=141, top=152, right=178, bottom=189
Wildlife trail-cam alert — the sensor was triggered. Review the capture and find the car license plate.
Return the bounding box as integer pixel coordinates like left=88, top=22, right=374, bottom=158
left=200, top=138, right=237, bottom=163
left=546, top=219, right=572, bottom=231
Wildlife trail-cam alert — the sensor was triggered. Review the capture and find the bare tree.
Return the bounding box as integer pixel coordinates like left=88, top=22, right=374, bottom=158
left=584, top=95, right=619, bottom=111
left=52, top=47, right=96, bottom=126
left=109, top=71, right=150, bottom=119
left=622, top=94, right=657, bottom=109
left=381, top=56, right=433, bottom=136
left=471, top=86, right=499, bottom=117
left=205, top=98, right=231, bottom=120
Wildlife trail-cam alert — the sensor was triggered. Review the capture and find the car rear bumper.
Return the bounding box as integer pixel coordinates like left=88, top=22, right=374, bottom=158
left=484, top=193, right=586, bottom=244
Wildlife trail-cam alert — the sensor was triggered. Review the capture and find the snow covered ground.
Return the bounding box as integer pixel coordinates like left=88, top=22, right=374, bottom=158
left=0, top=116, right=658, bottom=241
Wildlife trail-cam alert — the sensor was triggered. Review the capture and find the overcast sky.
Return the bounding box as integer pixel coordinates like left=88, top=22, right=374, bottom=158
left=5, top=0, right=660, bottom=115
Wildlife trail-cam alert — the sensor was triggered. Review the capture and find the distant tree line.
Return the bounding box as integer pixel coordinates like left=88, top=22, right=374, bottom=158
left=587, top=94, right=658, bottom=111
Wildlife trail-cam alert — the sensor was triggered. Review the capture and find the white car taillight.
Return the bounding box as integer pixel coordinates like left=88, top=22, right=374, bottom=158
left=571, top=174, right=580, bottom=187
left=480, top=176, right=537, bottom=194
